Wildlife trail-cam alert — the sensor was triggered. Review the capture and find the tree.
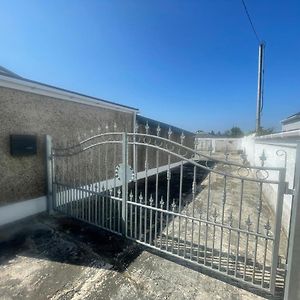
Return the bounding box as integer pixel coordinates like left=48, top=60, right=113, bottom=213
left=224, top=126, right=244, bottom=138
left=257, top=127, right=274, bottom=136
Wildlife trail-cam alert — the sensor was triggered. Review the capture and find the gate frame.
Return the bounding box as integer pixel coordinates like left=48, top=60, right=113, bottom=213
left=284, top=143, right=300, bottom=300
left=46, top=131, right=291, bottom=297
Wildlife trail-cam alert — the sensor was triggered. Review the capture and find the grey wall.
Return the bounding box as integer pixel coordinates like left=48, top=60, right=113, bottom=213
left=0, top=86, right=134, bottom=205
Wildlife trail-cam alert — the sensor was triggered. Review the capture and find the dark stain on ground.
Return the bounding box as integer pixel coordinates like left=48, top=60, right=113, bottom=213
left=0, top=214, right=142, bottom=273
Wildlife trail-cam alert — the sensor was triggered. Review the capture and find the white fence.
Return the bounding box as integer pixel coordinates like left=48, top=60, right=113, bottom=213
left=196, top=137, right=242, bottom=153
left=197, top=133, right=299, bottom=233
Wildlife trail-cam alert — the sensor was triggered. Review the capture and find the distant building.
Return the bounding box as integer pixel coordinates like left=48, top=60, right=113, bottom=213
left=281, top=112, right=300, bottom=132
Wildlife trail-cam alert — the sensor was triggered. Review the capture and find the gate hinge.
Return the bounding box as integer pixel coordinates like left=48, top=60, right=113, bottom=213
left=284, top=184, right=295, bottom=195
left=278, top=256, right=288, bottom=270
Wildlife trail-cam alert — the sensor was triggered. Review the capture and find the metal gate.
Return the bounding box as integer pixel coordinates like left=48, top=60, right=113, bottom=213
left=46, top=127, right=287, bottom=296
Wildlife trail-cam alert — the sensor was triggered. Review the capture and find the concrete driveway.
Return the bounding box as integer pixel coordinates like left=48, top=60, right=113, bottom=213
left=0, top=214, right=277, bottom=300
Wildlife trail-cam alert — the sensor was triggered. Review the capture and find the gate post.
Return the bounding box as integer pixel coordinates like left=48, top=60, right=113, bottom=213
left=284, top=143, right=300, bottom=300
left=46, top=135, right=54, bottom=214
left=121, top=132, right=128, bottom=236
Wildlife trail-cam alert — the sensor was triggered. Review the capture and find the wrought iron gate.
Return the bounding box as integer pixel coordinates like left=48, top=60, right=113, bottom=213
left=47, top=128, right=287, bottom=296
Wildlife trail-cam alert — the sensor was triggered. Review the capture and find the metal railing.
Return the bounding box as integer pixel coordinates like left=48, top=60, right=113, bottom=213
left=47, top=126, right=288, bottom=297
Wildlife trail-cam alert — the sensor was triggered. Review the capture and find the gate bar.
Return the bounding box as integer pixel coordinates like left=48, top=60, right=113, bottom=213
left=46, top=135, right=54, bottom=214
left=284, top=143, right=300, bottom=300
left=122, top=132, right=128, bottom=236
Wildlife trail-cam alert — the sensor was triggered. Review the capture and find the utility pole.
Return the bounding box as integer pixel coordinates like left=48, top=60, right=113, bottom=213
left=255, top=42, right=265, bottom=134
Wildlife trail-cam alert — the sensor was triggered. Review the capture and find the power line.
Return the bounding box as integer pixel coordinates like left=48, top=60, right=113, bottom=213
left=241, top=0, right=261, bottom=43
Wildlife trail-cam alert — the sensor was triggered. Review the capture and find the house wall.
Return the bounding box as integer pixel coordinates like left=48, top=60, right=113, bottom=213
left=0, top=86, right=134, bottom=205
left=282, top=120, right=300, bottom=132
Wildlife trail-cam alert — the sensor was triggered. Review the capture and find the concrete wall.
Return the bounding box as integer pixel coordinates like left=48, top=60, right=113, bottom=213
left=0, top=86, right=134, bottom=205
left=241, top=134, right=297, bottom=232
left=196, top=138, right=242, bottom=153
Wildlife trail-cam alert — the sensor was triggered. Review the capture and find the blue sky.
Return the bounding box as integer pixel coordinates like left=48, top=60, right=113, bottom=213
left=0, top=1, right=299, bottom=132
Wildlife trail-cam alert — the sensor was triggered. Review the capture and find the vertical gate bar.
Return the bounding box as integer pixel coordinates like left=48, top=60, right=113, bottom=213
left=261, top=236, right=269, bottom=287
left=269, top=168, right=286, bottom=294
left=78, top=155, right=81, bottom=219
left=190, top=165, right=197, bottom=260
left=154, top=148, right=159, bottom=247
left=226, top=219, right=233, bottom=274
left=46, top=136, right=54, bottom=214
left=166, top=153, right=171, bottom=251
left=134, top=141, right=138, bottom=239
left=171, top=210, right=175, bottom=253
left=105, top=142, right=108, bottom=229
left=122, top=132, right=128, bottom=236
left=160, top=196, right=164, bottom=249
left=219, top=175, right=227, bottom=270
left=204, top=172, right=212, bottom=265
left=84, top=157, right=88, bottom=221
left=71, top=151, right=74, bottom=215
left=177, top=160, right=184, bottom=255
left=243, top=220, right=251, bottom=280
left=102, top=185, right=105, bottom=227
left=139, top=193, right=143, bottom=240
left=234, top=179, right=244, bottom=276
left=211, top=214, right=217, bottom=268
left=98, top=144, right=101, bottom=226
left=183, top=215, right=188, bottom=257
left=196, top=218, right=202, bottom=263
left=144, top=143, right=149, bottom=242
left=149, top=195, right=153, bottom=245
left=252, top=182, right=263, bottom=284
left=113, top=140, right=117, bottom=231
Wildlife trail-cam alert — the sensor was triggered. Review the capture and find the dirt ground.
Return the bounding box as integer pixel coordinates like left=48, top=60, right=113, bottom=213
left=0, top=213, right=278, bottom=300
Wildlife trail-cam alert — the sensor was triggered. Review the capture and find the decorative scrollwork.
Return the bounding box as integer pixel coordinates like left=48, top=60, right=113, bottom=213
left=237, top=166, right=250, bottom=177
left=276, top=149, right=287, bottom=169
left=259, top=150, right=267, bottom=167
left=255, top=169, right=269, bottom=180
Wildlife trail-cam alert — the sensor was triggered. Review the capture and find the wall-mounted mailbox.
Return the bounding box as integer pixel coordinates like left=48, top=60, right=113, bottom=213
left=10, top=135, right=37, bottom=156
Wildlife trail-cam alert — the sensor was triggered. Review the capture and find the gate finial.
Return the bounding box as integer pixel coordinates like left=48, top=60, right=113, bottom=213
left=157, top=124, right=161, bottom=137
left=180, top=132, right=185, bottom=145
left=168, top=127, right=172, bottom=140
left=145, top=122, right=149, bottom=134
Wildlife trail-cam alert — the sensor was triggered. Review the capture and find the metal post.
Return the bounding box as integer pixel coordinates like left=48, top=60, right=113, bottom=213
left=270, top=167, right=286, bottom=294
left=122, top=132, right=128, bottom=236
left=46, top=135, right=54, bottom=214
left=256, top=42, right=265, bottom=134
left=284, top=143, right=300, bottom=300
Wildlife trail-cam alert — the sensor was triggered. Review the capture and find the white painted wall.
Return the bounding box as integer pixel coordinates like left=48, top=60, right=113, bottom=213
left=282, top=120, right=300, bottom=132
left=196, top=138, right=242, bottom=153
left=241, top=135, right=297, bottom=232
left=0, top=196, right=47, bottom=227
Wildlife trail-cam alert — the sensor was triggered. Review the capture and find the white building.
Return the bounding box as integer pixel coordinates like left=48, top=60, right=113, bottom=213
left=281, top=112, right=300, bottom=132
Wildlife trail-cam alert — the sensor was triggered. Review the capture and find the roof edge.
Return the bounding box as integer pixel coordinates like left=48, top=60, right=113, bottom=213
left=0, top=74, right=138, bottom=113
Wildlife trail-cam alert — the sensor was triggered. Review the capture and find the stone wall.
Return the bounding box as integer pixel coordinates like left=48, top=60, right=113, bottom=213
left=0, top=86, right=134, bottom=205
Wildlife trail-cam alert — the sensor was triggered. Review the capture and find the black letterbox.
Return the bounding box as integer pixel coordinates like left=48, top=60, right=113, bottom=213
left=10, top=135, right=37, bottom=156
